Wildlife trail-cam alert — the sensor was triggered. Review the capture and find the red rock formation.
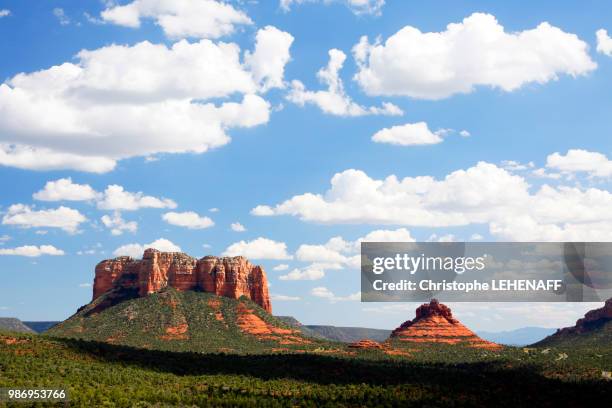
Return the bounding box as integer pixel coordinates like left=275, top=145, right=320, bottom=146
left=92, top=249, right=272, bottom=313
left=347, top=339, right=385, bottom=350
left=390, top=299, right=501, bottom=349
left=555, top=297, right=611, bottom=335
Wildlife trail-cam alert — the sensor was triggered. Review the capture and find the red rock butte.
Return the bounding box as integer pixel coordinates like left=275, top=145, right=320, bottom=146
left=92, top=249, right=272, bottom=313
left=390, top=299, right=501, bottom=349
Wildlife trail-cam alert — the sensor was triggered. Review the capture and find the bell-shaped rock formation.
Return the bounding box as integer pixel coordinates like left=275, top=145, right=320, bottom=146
left=93, top=249, right=271, bottom=313
left=389, top=299, right=501, bottom=349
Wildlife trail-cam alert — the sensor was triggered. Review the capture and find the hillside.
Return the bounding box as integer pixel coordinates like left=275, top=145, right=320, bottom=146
left=536, top=298, right=612, bottom=347
left=304, top=325, right=391, bottom=343
left=47, top=288, right=331, bottom=354
left=0, top=318, right=34, bottom=333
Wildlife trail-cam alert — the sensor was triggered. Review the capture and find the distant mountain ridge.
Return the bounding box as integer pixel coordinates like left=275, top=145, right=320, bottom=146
left=0, top=318, right=34, bottom=333
left=303, top=325, right=391, bottom=343
left=477, top=327, right=556, bottom=346
left=23, top=321, right=60, bottom=333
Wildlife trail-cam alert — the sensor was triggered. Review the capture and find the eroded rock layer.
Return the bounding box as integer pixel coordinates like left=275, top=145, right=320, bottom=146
left=93, top=249, right=271, bottom=313
left=390, top=299, right=501, bottom=349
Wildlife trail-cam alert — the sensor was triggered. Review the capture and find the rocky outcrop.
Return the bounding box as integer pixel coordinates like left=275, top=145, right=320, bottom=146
left=347, top=339, right=385, bottom=350
left=92, top=249, right=272, bottom=313
left=554, top=297, right=611, bottom=335
left=389, top=299, right=501, bottom=349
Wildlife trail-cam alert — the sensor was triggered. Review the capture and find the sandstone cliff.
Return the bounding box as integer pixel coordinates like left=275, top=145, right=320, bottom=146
left=389, top=299, right=500, bottom=349
left=93, top=249, right=271, bottom=313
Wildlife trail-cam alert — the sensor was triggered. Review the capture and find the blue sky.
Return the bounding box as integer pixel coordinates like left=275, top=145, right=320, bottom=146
left=0, top=1, right=611, bottom=331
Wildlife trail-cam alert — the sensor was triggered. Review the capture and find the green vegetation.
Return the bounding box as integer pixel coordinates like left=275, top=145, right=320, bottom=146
left=1, top=330, right=610, bottom=407
left=536, top=320, right=612, bottom=348
left=4, top=292, right=610, bottom=406
left=47, top=288, right=336, bottom=353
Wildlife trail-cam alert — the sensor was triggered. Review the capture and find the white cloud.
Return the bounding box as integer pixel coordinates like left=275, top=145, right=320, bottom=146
left=230, top=222, right=246, bottom=232
left=311, top=286, right=360, bottom=302
left=271, top=293, right=301, bottom=301
left=2, top=204, right=86, bottom=233
left=427, top=233, right=456, bottom=242
left=279, top=267, right=325, bottom=281
left=272, top=263, right=290, bottom=271
left=162, top=211, right=214, bottom=229
left=0, top=38, right=271, bottom=173
left=546, top=149, right=612, bottom=178
left=222, top=237, right=292, bottom=260
left=53, top=8, right=70, bottom=25
left=33, top=178, right=98, bottom=201
left=97, top=185, right=176, bottom=211
left=287, top=48, right=402, bottom=117
left=113, top=238, right=181, bottom=258
left=0, top=245, right=64, bottom=257
left=101, top=0, right=252, bottom=39
left=459, top=130, right=471, bottom=137
left=280, top=0, right=384, bottom=16
left=101, top=212, right=138, bottom=235
left=0, top=9, right=10, bottom=18
left=353, top=13, right=596, bottom=99
left=470, top=233, right=484, bottom=241
left=294, top=228, right=413, bottom=274
left=0, top=144, right=116, bottom=173
left=245, top=26, right=294, bottom=91
left=596, top=29, right=612, bottom=56
left=253, top=156, right=612, bottom=241
left=372, top=122, right=444, bottom=146
left=209, top=208, right=220, bottom=212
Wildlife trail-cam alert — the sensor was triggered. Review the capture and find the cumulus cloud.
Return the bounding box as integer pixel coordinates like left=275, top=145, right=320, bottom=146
left=372, top=122, right=444, bottom=146
left=101, top=212, right=138, bottom=235
left=271, top=293, right=301, bottom=301
left=53, top=8, right=70, bottom=25
left=287, top=48, right=402, bottom=116
left=100, top=0, right=252, bottom=39
left=279, top=267, right=325, bottom=281
left=0, top=9, right=10, bottom=18
left=311, top=286, right=360, bottom=302
left=162, top=211, right=214, bottom=229
left=0, top=244, right=65, bottom=257
left=113, top=238, right=181, bottom=258
left=97, top=185, right=176, bottom=211
left=596, top=29, right=612, bottom=56
left=33, top=178, right=98, bottom=201
left=272, top=263, right=290, bottom=271
left=280, top=0, right=384, bottom=16
left=0, top=38, right=274, bottom=173
left=253, top=156, right=612, bottom=241
left=222, top=237, right=292, bottom=260
left=294, top=228, right=414, bottom=274
left=2, top=204, right=86, bottom=233
left=546, top=149, right=612, bottom=178
left=353, top=13, right=596, bottom=99
left=245, top=26, right=294, bottom=91
left=230, top=222, right=246, bottom=232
